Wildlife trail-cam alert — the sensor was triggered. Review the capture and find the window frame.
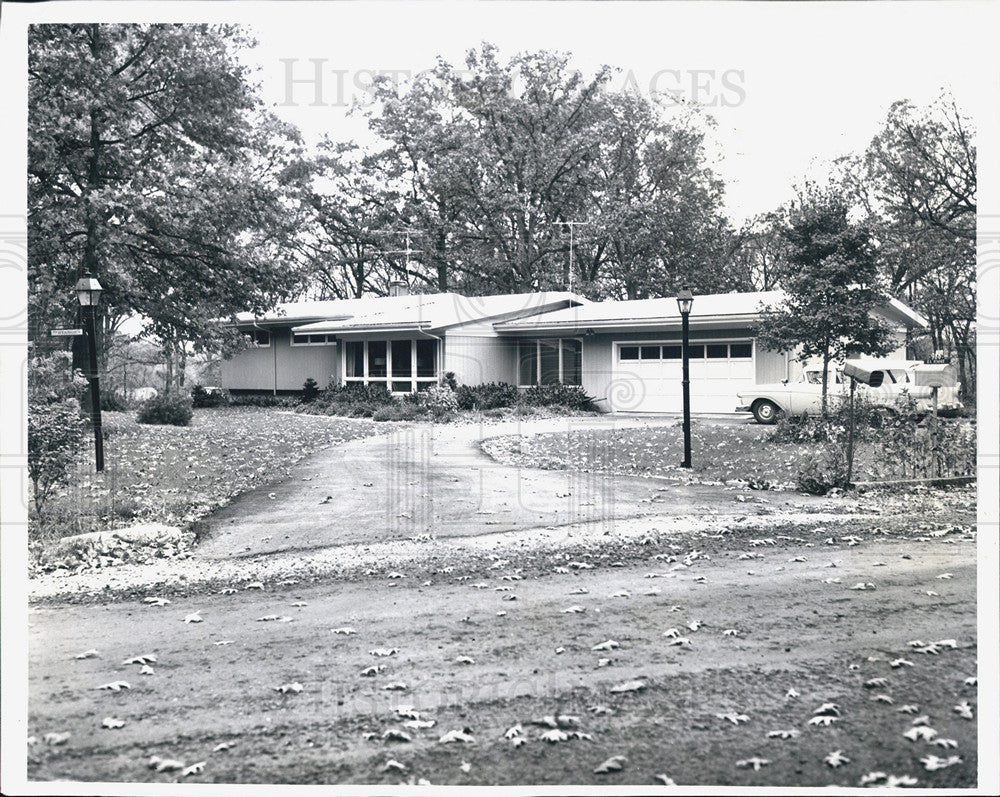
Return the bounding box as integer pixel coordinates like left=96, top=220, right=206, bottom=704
left=616, top=339, right=755, bottom=363
left=341, top=339, right=440, bottom=393
left=244, top=329, right=271, bottom=348
left=290, top=332, right=337, bottom=347
left=516, top=338, right=584, bottom=388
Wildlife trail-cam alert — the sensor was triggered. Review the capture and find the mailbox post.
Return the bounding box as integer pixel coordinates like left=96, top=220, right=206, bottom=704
left=841, top=362, right=885, bottom=486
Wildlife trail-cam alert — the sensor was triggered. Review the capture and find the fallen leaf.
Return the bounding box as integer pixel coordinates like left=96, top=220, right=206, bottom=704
left=594, top=754, right=627, bottom=773
left=736, top=757, right=770, bottom=771
left=609, top=680, right=646, bottom=694
left=274, top=682, right=303, bottom=694
left=44, top=732, right=71, bottom=745
left=182, top=761, right=205, bottom=777
left=122, top=654, right=157, bottom=666
left=439, top=729, right=475, bottom=744
left=183, top=611, right=203, bottom=624
left=825, top=750, right=850, bottom=767
left=592, top=640, right=619, bottom=651
left=143, top=597, right=171, bottom=606
left=102, top=717, right=126, bottom=729
left=95, top=681, right=131, bottom=692
left=382, top=728, right=412, bottom=742
left=73, top=649, right=100, bottom=660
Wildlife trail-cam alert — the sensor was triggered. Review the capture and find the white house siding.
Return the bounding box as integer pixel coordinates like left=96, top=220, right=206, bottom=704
left=444, top=335, right=516, bottom=386
left=221, top=340, right=275, bottom=392
left=222, top=328, right=339, bottom=393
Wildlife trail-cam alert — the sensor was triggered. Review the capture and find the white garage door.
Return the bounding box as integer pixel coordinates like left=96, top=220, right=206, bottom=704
left=611, top=341, right=756, bottom=413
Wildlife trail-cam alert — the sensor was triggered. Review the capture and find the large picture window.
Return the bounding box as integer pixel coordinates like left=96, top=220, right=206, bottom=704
left=517, top=338, right=583, bottom=387
left=343, top=339, right=438, bottom=392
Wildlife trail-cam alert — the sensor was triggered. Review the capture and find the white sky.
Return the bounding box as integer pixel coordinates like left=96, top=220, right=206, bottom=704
left=236, top=1, right=992, bottom=224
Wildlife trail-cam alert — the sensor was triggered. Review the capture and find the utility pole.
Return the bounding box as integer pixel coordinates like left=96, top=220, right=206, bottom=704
left=552, top=220, right=589, bottom=293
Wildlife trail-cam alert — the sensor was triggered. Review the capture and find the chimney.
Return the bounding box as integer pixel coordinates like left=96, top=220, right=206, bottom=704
left=388, top=280, right=409, bottom=297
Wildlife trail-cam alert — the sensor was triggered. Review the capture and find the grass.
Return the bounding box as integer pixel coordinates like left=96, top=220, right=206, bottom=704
left=30, top=407, right=377, bottom=547
left=480, top=420, right=973, bottom=488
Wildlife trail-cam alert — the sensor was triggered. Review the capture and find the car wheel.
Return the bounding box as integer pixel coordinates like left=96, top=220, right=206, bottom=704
left=752, top=399, right=781, bottom=425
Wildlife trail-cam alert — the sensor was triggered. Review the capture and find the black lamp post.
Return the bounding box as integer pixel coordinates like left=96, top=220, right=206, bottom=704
left=676, top=287, right=694, bottom=468
left=75, top=273, right=104, bottom=472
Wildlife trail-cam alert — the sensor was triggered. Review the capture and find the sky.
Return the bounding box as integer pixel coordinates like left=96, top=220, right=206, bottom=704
left=235, top=1, right=992, bottom=225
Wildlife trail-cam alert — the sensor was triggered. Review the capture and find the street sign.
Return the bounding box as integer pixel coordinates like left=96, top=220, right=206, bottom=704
left=51, top=328, right=84, bottom=337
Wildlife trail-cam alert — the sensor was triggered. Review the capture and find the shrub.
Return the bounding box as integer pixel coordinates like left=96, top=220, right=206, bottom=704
left=442, top=371, right=458, bottom=391
left=28, top=397, right=86, bottom=521
left=796, top=444, right=849, bottom=495
left=28, top=349, right=87, bottom=405
left=138, top=393, right=194, bottom=426
left=456, top=382, right=520, bottom=411
left=301, top=377, right=320, bottom=403
left=192, top=384, right=229, bottom=408
left=520, top=383, right=595, bottom=410
left=316, top=383, right=394, bottom=409
left=228, top=393, right=298, bottom=408
left=419, top=384, right=459, bottom=419
left=372, top=403, right=422, bottom=422
left=100, top=391, right=129, bottom=412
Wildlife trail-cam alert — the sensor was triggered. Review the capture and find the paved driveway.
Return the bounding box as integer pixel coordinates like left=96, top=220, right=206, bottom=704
left=195, top=415, right=761, bottom=559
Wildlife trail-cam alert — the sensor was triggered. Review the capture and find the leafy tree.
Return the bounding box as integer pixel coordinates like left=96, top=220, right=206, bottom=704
left=28, top=24, right=307, bottom=390
left=301, top=44, right=735, bottom=300
left=755, top=189, right=896, bottom=415
left=845, top=93, right=976, bottom=395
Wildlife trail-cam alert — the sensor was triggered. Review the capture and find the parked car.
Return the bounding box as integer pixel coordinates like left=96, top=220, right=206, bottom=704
left=736, top=359, right=963, bottom=424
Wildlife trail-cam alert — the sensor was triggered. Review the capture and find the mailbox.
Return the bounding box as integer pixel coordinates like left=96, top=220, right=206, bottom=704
left=842, top=361, right=884, bottom=388
left=913, top=363, right=957, bottom=388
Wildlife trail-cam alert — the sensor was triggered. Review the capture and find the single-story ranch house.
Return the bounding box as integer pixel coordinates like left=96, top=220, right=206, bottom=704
left=221, top=286, right=927, bottom=413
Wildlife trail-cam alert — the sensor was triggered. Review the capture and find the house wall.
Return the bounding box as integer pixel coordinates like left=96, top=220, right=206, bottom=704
left=444, top=335, right=517, bottom=385
left=221, top=327, right=339, bottom=393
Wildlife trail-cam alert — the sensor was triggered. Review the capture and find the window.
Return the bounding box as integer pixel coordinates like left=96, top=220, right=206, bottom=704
left=291, top=333, right=336, bottom=346
left=368, top=341, right=387, bottom=378
left=345, top=341, right=364, bottom=378
left=621, top=340, right=753, bottom=362
left=518, top=339, right=584, bottom=386
left=342, top=339, right=438, bottom=392
left=244, top=329, right=270, bottom=347
left=560, top=339, right=582, bottom=386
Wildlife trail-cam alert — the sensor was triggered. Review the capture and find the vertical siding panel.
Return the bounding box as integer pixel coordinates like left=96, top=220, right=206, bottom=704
left=444, top=336, right=516, bottom=385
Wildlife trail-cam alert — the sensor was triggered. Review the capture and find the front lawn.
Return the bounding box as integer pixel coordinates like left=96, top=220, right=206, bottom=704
left=480, top=419, right=973, bottom=489
left=30, top=408, right=376, bottom=549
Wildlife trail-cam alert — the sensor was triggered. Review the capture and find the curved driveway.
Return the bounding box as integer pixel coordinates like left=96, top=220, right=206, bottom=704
left=195, top=415, right=759, bottom=559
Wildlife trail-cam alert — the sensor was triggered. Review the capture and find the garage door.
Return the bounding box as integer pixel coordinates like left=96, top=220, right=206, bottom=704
left=611, top=341, right=756, bottom=413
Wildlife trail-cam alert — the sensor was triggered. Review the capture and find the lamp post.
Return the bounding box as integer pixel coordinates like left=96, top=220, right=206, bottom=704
left=676, top=287, right=694, bottom=468
left=75, top=273, right=104, bottom=472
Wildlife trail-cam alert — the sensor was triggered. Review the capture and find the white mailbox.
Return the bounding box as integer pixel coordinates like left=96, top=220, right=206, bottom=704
left=913, top=363, right=957, bottom=388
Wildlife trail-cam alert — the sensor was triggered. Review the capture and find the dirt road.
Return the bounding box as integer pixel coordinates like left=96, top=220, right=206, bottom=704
left=27, top=524, right=977, bottom=787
